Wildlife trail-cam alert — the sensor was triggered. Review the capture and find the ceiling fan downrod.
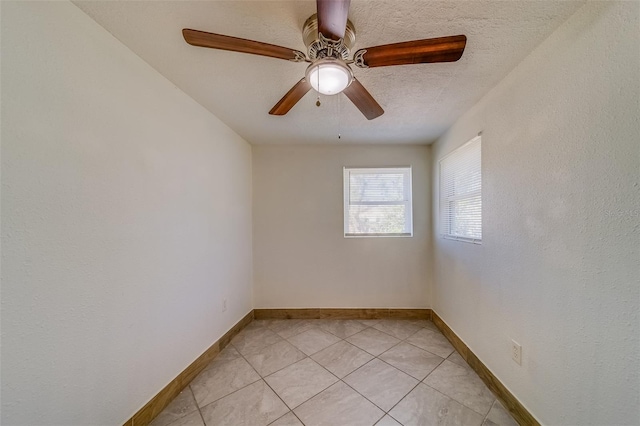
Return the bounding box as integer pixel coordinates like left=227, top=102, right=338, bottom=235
left=303, top=13, right=356, bottom=61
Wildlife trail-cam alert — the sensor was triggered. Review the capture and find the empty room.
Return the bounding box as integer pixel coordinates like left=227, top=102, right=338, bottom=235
left=1, top=1, right=638, bottom=425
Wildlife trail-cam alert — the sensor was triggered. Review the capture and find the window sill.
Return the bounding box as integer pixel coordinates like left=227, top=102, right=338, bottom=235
left=442, top=235, right=481, bottom=244
left=345, top=233, right=413, bottom=238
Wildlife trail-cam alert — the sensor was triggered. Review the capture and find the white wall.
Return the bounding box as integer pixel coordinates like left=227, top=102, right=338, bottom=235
left=431, top=2, right=639, bottom=425
left=1, top=2, right=253, bottom=425
left=253, top=145, right=431, bottom=308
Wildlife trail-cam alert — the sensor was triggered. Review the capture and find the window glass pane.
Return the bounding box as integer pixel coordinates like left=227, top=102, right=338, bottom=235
left=448, top=195, right=482, bottom=239
left=348, top=205, right=407, bottom=234
left=349, top=173, right=405, bottom=203
left=452, top=163, right=481, bottom=195
left=344, top=167, right=412, bottom=237
left=440, top=136, right=482, bottom=242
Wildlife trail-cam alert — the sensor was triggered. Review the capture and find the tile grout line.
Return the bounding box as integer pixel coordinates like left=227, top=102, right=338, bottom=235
left=240, top=338, right=306, bottom=377
left=379, top=355, right=449, bottom=418
left=271, top=320, right=391, bottom=422
left=188, top=385, right=207, bottom=426
left=260, top=353, right=337, bottom=424
left=401, top=338, right=451, bottom=359
left=340, top=339, right=432, bottom=417
left=183, top=318, right=499, bottom=426
left=266, top=354, right=338, bottom=404
left=236, top=321, right=347, bottom=389
left=193, top=374, right=264, bottom=415
left=296, top=322, right=440, bottom=422
left=243, top=320, right=365, bottom=425
left=270, top=319, right=493, bottom=423
left=426, top=380, right=496, bottom=418
left=191, top=342, right=264, bottom=416
left=167, top=320, right=361, bottom=424
left=382, top=379, right=423, bottom=421
left=292, top=318, right=497, bottom=423
left=383, top=365, right=471, bottom=425
left=254, top=319, right=436, bottom=419
left=279, top=331, right=344, bottom=413
left=338, top=374, right=390, bottom=416
left=262, top=377, right=308, bottom=426
left=344, top=320, right=490, bottom=423
left=231, top=340, right=304, bottom=426
left=266, top=409, right=306, bottom=426
left=481, top=400, right=498, bottom=425
left=420, top=358, right=497, bottom=419
left=298, top=340, right=389, bottom=424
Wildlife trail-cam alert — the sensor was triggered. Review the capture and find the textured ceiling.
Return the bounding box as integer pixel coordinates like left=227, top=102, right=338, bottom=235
left=74, top=1, right=584, bottom=145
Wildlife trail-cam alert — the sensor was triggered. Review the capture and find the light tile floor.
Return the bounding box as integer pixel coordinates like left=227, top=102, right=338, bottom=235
left=150, top=319, right=519, bottom=426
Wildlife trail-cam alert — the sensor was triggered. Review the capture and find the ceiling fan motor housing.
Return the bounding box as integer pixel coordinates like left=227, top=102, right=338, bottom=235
left=303, top=13, right=356, bottom=60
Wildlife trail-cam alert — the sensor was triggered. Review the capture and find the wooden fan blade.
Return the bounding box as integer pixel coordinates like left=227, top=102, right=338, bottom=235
left=354, top=35, right=466, bottom=68
left=317, top=0, right=351, bottom=40
left=343, top=78, right=384, bottom=120
left=269, top=79, right=312, bottom=115
left=183, top=29, right=305, bottom=61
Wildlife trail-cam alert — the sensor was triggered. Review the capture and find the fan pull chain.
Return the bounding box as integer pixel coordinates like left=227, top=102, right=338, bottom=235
left=316, top=68, right=321, bottom=107
left=338, top=94, right=342, bottom=140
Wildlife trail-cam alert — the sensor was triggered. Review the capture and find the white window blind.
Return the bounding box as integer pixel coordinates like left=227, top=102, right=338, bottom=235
left=343, top=167, right=413, bottom=237
left=439, top=136, right=482, bottom=243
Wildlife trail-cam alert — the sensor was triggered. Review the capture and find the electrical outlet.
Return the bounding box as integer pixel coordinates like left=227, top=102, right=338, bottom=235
left=223, top=298, right=227, bottom=312
left=511, top=340, right=522, bottom=365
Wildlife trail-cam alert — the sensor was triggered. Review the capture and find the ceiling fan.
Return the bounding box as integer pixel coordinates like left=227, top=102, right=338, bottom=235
left=183, top=0, right=466, bottom=120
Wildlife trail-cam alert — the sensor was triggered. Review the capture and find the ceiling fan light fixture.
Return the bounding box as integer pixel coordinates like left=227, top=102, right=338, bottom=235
left=306, top=58, right=353, bottom=95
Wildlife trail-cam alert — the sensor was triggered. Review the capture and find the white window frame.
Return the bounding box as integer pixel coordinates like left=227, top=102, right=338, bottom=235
left=343, top=167, right=413, bottom=238
left=439, top=136, right=482, bottom=244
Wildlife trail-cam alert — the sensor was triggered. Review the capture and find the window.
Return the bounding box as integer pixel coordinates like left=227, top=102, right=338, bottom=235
left=439, top=136, right=482, bottom=243
left=343, top=167, right=413, bottom=237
